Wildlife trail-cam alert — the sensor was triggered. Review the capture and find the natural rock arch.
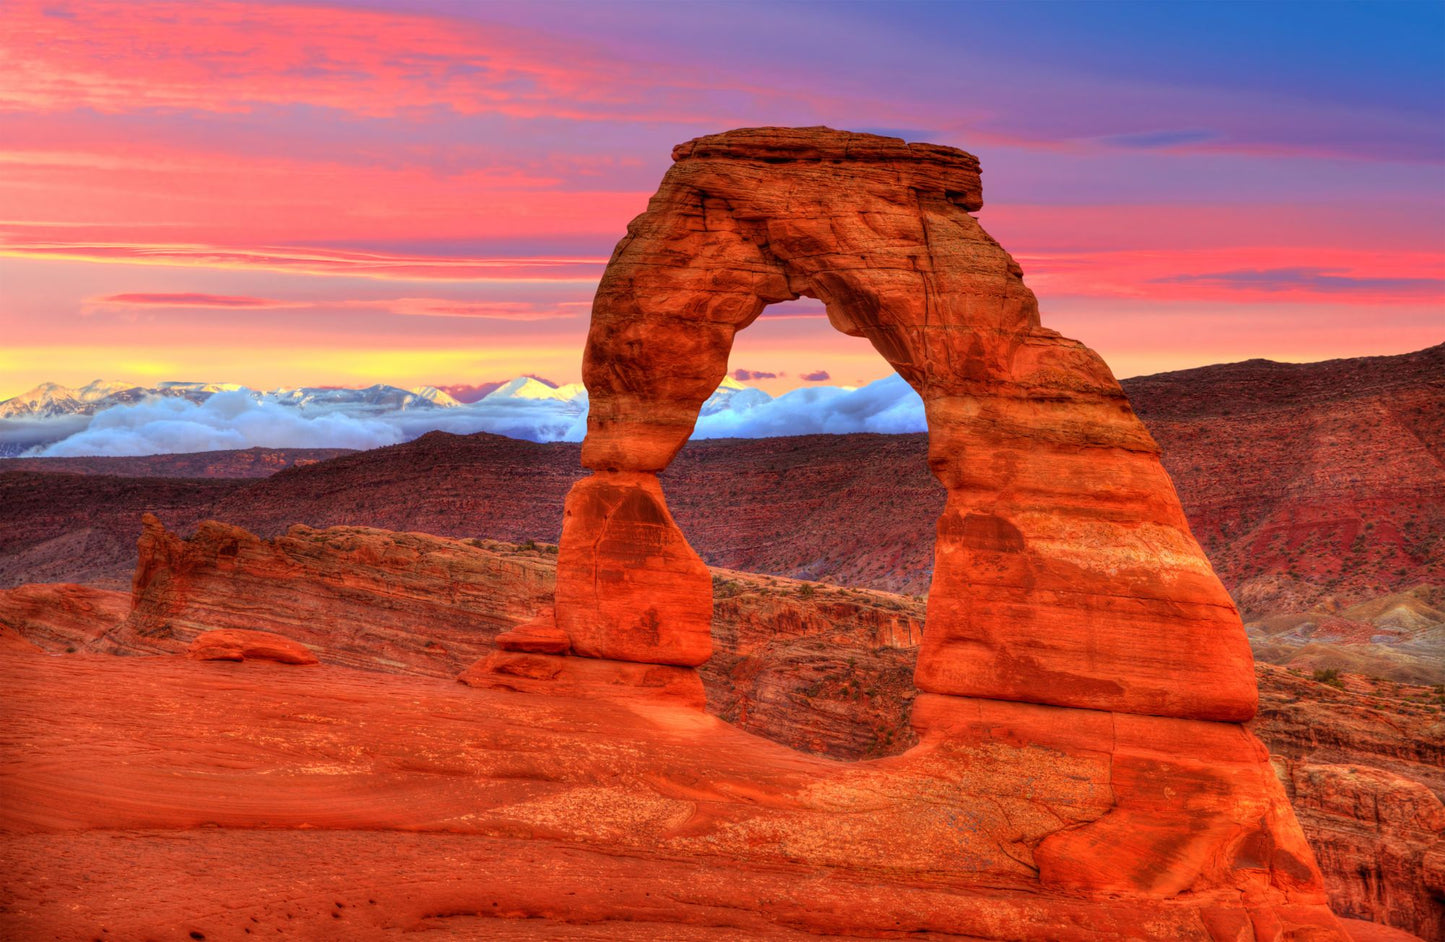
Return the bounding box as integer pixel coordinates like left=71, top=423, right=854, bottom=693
left=507, top=127, right=1256, bottom=723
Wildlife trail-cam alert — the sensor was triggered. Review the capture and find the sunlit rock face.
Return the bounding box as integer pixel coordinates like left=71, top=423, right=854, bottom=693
left=550, top=125, right=1255, bottom=722
left=442, top=127, right=1356, bottom=938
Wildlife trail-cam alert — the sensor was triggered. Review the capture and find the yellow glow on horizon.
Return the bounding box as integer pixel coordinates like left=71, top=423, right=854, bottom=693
left=0, top=344, right=587, bottom=400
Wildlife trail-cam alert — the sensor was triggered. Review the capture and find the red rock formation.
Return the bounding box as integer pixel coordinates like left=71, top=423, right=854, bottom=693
left=546, top=126, right=1256, bottom=723
left=1255, top=665, right=1445, bottom=939
left=553, top=473, right=712, bottom=666
left=481, top=126, right=1332, bottom=935
left=0, top=582, right=129, bottom=651
left=104, top=514, right=554, bottom=676
left=188, top=628, right=318, bottom=664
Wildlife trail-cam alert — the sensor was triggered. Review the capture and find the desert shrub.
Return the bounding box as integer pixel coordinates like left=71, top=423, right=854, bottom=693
left=1311, top=667, right=1345, bottom=688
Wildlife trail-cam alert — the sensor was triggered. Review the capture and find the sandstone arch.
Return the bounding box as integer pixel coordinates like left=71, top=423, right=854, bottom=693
left=536, top=127, right=1256, bottom=722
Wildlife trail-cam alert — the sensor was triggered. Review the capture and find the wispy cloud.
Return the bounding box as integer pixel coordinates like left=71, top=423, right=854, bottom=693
left=0, top=0, right=789, bottom=124
left=1150, top=267, right=1445, bottom=298
left=100, top=292, right=286, bottom=308
left=385, top=299, right=591, bottom=320
left=83, top=291, right=593, bottom=321
left=4, top=240, right=608, bottom=281
left=1097, top=129, right=1221, bottom=150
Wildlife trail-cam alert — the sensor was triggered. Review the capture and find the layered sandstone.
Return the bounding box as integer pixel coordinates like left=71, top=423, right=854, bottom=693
left=0, top=582, right=128, bottom=651
left=550, top=125, right=1255, bottom=722
left=100, top=513, right=554, bottom=677
left=1255, top=665, right=1445, bottom=939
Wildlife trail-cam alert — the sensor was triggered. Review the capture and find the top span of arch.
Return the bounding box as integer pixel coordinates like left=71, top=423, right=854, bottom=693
left=670, top=126, right=984, bottom=212
left=582, top=125, right=1047, bottom=474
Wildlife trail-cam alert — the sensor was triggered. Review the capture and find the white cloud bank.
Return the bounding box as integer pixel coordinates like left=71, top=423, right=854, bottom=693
left=1, top=375, right=926, bottom=457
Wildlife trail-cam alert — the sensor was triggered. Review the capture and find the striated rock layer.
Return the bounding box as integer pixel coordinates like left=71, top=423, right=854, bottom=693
left=552, top=126, right=1255, bottom=723
left=104, top=513, right=554, bottom=676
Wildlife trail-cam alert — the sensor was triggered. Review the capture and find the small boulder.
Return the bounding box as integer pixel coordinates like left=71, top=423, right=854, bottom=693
left=493, top=608, right=570, bottom=655
left=187, top=629, right=318, bottom=665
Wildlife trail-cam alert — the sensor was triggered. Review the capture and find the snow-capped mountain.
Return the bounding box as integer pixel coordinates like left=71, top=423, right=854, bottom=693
left=408, top=386, right=462, bottom=407
left=266, top=384, right=458, bottom=412
left=482, top=377, right=586, bottom=402
left=0, top=380, right=464, bottom=421
left=700, top=375, right=770, bottom=416
left=0, top=380, right=153, bottom=419
left=0, top=371, right=921, bottom=461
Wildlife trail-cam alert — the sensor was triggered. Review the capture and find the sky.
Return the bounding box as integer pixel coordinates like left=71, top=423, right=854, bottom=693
left=1, top=0, right=1442, bottom=401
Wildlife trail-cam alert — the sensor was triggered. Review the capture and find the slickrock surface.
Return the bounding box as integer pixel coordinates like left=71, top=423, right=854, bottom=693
left=83, top=518, right=930, bottom=760
left=1, top=649, right=1343, bottom=941
left=32, top=517, right=1437, bottom=937
left=562, top=126, right=1254, bottom=722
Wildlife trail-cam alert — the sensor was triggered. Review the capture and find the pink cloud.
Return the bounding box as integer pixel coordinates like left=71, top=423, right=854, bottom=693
left=77, top=289, right=592, bottom=322
left=0, top=0, right=783, bottom=124
left=384, top=299, right=590, bottom=320
left=3, top=238, right=609, bottom=282
left=99, top=292, right=284, bottom=307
